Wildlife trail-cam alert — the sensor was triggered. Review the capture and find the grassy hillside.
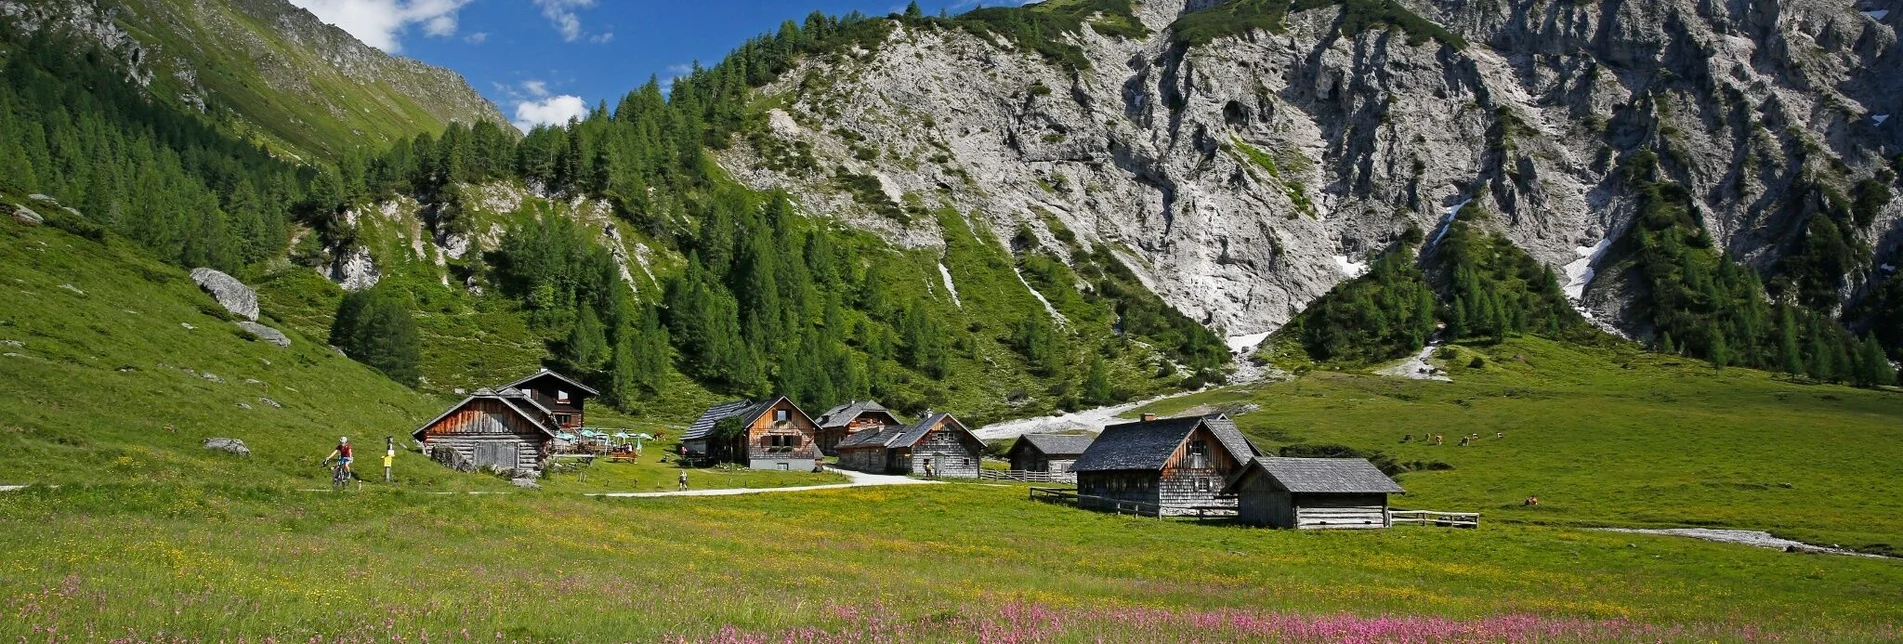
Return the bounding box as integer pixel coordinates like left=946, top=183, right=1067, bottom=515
left=0, top=207, right=487, bottom=490
left=1145, top=337, right=1903, bottom=551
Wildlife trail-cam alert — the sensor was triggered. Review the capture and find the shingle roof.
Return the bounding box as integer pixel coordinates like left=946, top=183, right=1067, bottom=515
left=1070, top=415, right=1260, bottom=472
left=815, top=400, right=897, bottom=429
left=1203, top=415, right=1260, bottom=461
left=1016, top=433, right=1096, bottom=457
left=1243, top=457, right=1406, bottom=494
left=683, top=398, right=776, bottom=441
left=411, top=389, right=560, bottom=440
left=836, top=426, right=906, bottom=450
left=498, top=369, right=600, bottom=397
left=1071, top=416, right=1205, bottom=472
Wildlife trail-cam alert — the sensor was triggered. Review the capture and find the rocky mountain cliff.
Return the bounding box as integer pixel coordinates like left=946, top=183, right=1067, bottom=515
left=719, top=0, right=1902, bottom=345
left=0, top=0, right=507, bottom=160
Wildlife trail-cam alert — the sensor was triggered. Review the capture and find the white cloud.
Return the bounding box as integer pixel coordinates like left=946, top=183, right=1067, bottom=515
left=287, top=0, right=471, bottom=52
left=533, top=0, right=599, bottom=42
left=463, top=32, right=488, bottom=44
left=513, top=95, right=588, bottom=132
left=521, top=80, right=550, bottom=97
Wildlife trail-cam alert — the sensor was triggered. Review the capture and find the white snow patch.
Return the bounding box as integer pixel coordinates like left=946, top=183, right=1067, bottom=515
left=1563, top=237, right=1615, bottom=300
left=1865, top=9, right=1889, bottom=20
left=938, top=263, right=962, bottom=308
left=1874, top=114, right=1890, bottom=126
left=1428, top=198, right=1471, bottom=249
left=1333, top=255, right=1370, bottom=279
left=1012, top=266, right=1068, bottom=326
left=1226, top=332, right=1271, bottom=355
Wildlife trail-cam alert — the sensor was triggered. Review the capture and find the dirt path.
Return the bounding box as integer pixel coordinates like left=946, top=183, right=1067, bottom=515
left=971, top=389, right=1217, bottom=441
left=586, top=467, right=940, bottom=498
left=1377, top=344, right=1450, bottom=381
left=1597, top=528, right=1885, bottom=558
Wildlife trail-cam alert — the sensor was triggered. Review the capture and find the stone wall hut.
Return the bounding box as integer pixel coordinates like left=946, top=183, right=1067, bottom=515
left=1006, top=433, right=1096, bottom=474
left=682, top=396, right=819, bottom=470
left=1224, top=457, right=1405, bottom=529
left=835, top=412, right=984, bottom=478
left=1070, top=414, right=1259, bottom=516
left=812, top=400, right=903, bottom=455
left=412, top=388, right=560, bottom=473
left=496, top=369, right=597, bottom=431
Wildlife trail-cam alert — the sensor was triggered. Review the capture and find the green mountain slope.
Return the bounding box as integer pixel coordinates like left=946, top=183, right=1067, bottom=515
left=0, top=0, right=507, bottom=160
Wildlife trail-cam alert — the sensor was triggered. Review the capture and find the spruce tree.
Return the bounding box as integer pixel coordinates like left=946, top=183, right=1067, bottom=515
left=1708, top=331, right=1729, bottom=371
left=1777, top=307, right=1804, bottom=375
left=1082, top=356, right=1113, bottom=405
left=563, top=303, right=610, bottom=374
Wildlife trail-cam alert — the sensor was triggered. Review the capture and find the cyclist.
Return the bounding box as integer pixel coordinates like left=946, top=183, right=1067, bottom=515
left=324, top=436, right=355, bottom=479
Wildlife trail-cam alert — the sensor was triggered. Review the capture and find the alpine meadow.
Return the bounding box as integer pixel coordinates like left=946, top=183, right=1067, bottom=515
left=1, top=0, right=1901, bottom=642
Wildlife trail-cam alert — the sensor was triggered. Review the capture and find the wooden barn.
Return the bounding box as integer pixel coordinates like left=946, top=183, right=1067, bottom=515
left=1224, top=457, right=1406, bottom=529
left=412, top=388, right=560, bottom=473
left=1006, top=433, right=1096, bottom=474
left=1070, top=414, right=1259, bottom=516
left=813, top=400, right=903, bottom=455
left=835, top=412, right=984, bottom=478
left=682, top=396, right=819, bottom=470
left=496, top=369, right=597, bottom=431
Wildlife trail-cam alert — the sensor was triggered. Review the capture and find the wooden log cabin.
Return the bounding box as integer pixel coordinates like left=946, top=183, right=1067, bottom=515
left=813, top=400, right=903, bottom=455
left=1224, top=457, right=1406, bottom=529
left=1006, top=433, right=1096, bottom=474
left=1070, top=414, right=1260, bottom=516
left=835, top=412, right=984, bottom=478
left=682, top=396, right=820, bottom=470
left=411, top=388, right=560, bottom=473
left=496, top=369, right=597, bottom=431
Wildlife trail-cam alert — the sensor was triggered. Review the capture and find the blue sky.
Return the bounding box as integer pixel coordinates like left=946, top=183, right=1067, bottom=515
left=286, top=0, right=1032, bottom=131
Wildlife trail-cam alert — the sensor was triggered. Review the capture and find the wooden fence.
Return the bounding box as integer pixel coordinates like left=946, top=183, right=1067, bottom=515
left=1028, top=487, right=1233, bottom=519
left=980, top=469, right=1076, bottom=483
left=1388, top=509, right=1481, bottom=528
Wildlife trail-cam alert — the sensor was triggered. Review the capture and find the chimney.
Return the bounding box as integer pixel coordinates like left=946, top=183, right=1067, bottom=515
left=1141, top=413, right=1157, bottom=422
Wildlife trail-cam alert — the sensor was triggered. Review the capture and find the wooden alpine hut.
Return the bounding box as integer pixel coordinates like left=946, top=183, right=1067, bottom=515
left=1070, top=414, right=1259, bottom=516
left=412, top=387, right=560, bottom=473
left=495, top=368, right=597, bottom=431
left=682, top=396, right=819, bottom=470
left=1224, top=457, right=1405, bottom=529
left=812, top=400, right=903, bottom=455
left=835, top=412, right=984, bottom=478
left=1006, top=433, right=1096, bottom=474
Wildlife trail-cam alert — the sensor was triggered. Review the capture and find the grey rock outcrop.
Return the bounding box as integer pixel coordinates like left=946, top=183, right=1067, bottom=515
left=235, top=321, right=292, bottom=348
left=326, top=246, right=381, bottom=292
left=189, top=268, right=259, bottom=321
left=202, top=437, right=250, bottom=457
left=11, top=205, right=41, bottom=226
left=719, top=0, right=1903, bottom=339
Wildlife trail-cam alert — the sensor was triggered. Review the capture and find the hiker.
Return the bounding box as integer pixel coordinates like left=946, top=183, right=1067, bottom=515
left=678, top=469, right=688, bottom=491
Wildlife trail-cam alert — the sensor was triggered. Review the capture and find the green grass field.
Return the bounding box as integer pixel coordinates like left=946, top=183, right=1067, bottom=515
left=3, top=217, right=1903, bottom=642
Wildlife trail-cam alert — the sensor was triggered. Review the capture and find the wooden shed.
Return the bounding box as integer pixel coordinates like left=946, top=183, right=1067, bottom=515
left=1006, top=433, right=1096, bottom=474
left=681, top=396, right=819, bottom=470
left=1224, top=457, right=1406, bottom=529
left=1070, top=414, right=1259, bottom=516
left=835, top=412, right=984, bottom=478
left=412, top=388, right=560, bottom=473
left=812, top=400, right=903, bottom=455
left=496, top=369, right=598, bottom=431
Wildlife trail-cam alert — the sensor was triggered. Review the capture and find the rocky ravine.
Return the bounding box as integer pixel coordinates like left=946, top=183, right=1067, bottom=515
left=718, top=0, right=1901, bottom=341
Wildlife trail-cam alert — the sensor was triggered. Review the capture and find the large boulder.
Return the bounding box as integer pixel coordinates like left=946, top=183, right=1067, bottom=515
left=235, top=321, right=292, bottom=348
left=188, top=268, right=259, bottom=321
left=202, top=437, right=250, bottom=457
left=11, top=205, right=41, bottom=226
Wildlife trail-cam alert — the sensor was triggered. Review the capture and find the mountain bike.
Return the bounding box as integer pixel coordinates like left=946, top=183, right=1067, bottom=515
left=323, top=459, right=357, bottom=491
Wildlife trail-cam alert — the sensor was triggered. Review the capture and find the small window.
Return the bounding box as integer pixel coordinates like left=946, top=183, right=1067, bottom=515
left=1196, top=478, right=1210, bottom=492
left=557, top=390, right=570, bottom=403
left=786, top=434, right=801, bottom=447
left=777, top=462, right=790, bottom=471
left=962, top=458, right=971, bottom=467
left=556, top=414, right=571, bottom=426
left=775, top=409, right=790, bottom=422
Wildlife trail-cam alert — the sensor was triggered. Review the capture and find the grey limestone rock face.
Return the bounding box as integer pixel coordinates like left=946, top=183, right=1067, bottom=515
left=235, top=321, right=292, bottom=348
left=189, top=268, right=260, bottom=321
left=719, top=0, right=1903, bottom=341
left=202, top=437, right=250, bottom=457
